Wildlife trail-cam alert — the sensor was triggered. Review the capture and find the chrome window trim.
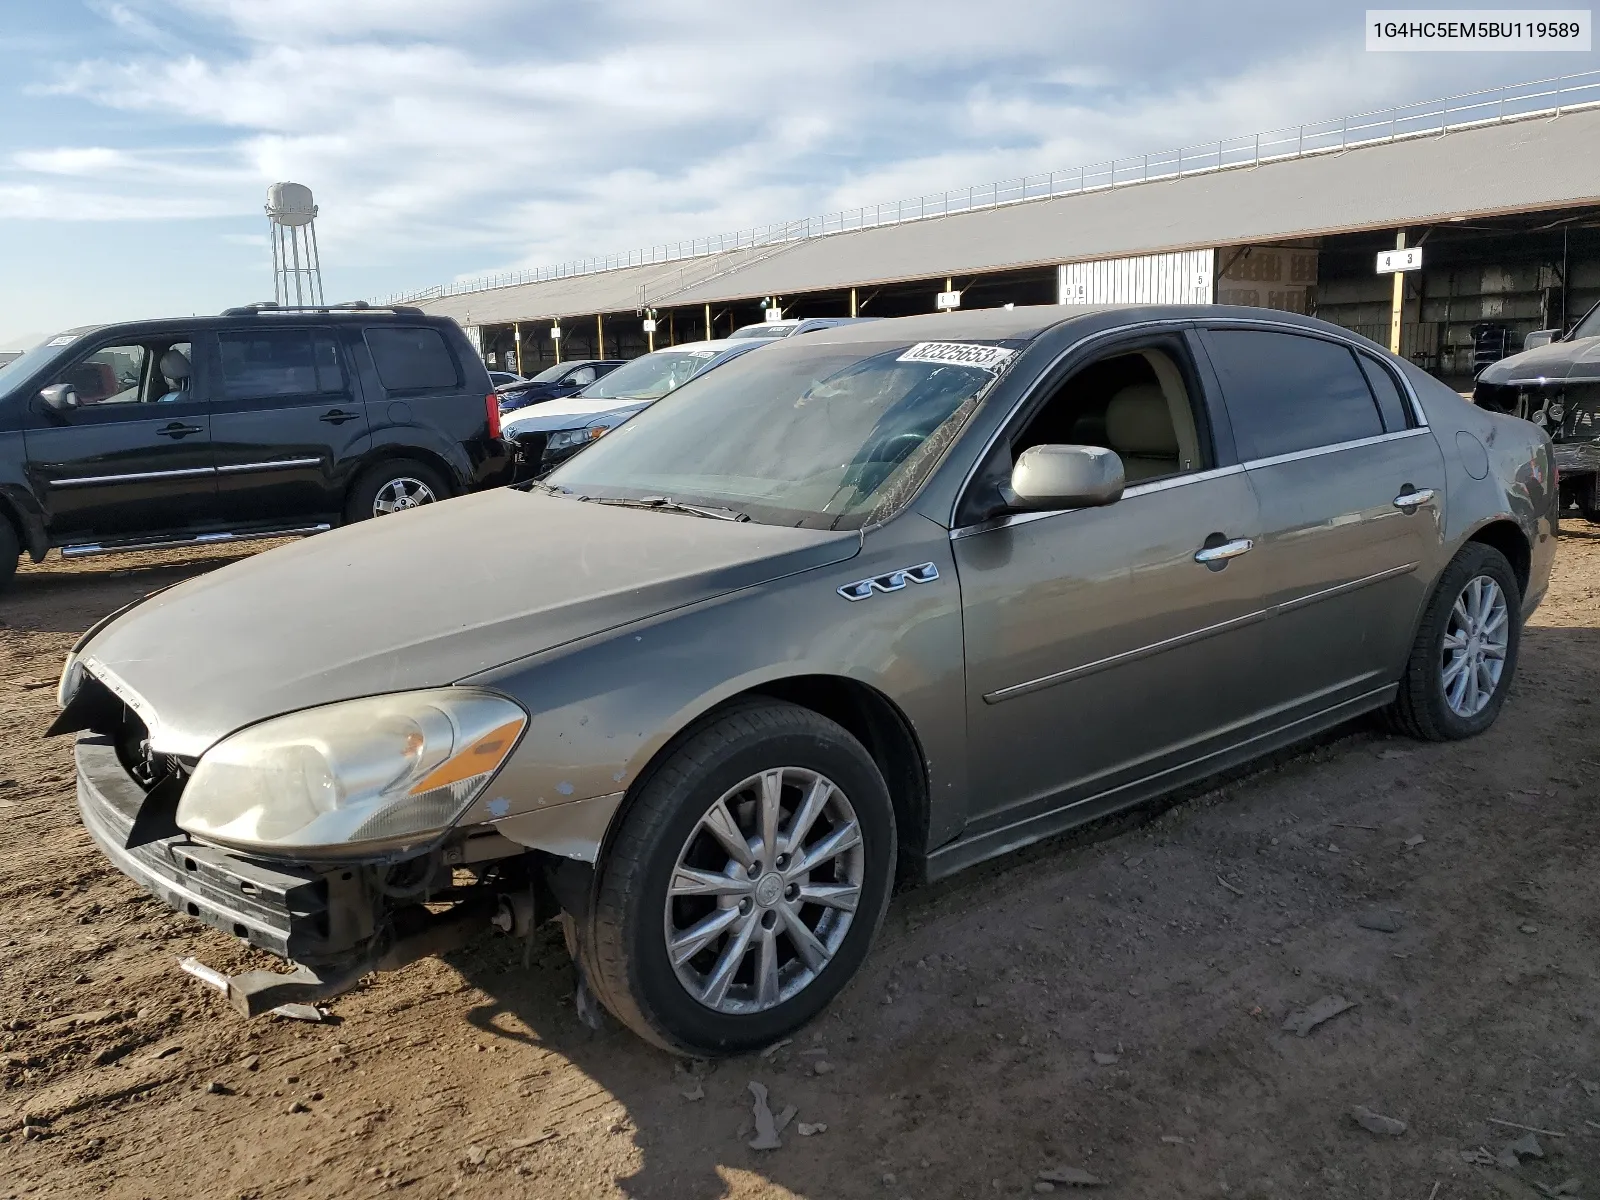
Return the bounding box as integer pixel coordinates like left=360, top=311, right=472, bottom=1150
left=947, top=314, right=1433, bottom=535
left=950, top=463, right=1245, bottom=541
left=984, top=560, right=1419, bottom=704
left=53, top=466, right=216, bottom=488
left=215, top=457, right=322, bottom=474
left=1239, top=426, right=1432, bottom=471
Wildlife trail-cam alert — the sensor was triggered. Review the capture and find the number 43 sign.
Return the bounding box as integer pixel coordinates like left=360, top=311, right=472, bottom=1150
left=1377, top=247, right=1423, bottom=274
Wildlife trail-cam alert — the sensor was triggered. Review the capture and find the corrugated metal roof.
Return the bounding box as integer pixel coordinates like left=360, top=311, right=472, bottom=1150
left=420, top=106, right=1600, bottom=326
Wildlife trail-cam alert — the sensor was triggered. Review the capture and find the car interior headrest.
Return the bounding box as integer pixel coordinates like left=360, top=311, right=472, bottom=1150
left=160, top=348, right=192, bottom=381
left=1104, top=384, right=1178, bottom=455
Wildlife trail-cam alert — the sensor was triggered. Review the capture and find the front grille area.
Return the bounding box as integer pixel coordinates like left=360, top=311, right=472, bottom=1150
left=508, top=430, right=550, bottom=484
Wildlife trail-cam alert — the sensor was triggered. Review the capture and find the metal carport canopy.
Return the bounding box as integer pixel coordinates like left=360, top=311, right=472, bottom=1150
left=419, top=105, right=1600, bottom=324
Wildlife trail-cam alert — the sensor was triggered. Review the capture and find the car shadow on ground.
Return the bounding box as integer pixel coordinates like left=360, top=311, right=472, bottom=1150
left=430, top=721, right=1393, bottom=1199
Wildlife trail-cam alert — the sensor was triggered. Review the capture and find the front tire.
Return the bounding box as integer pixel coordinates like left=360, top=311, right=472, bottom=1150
left=580, top=702, right=897, bottom=1056
left=1387, top=542, right=1522, bottom=741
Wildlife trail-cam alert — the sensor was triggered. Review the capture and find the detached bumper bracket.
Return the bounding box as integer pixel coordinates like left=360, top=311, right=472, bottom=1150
left=227, top=963, right=367, bottom=1018
left=179, top=897, right=495, bottom=1018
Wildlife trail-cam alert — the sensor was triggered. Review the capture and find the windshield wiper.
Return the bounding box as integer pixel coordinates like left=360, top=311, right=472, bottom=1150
left=583, top=494, right=749, bottom=522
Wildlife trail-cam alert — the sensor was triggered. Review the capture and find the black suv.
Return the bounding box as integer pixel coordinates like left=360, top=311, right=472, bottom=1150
left=0, top=304, right=509, bottom=590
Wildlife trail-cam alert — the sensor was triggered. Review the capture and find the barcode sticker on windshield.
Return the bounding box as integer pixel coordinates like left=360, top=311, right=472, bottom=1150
left=898, top=342, right=1015, bottom=371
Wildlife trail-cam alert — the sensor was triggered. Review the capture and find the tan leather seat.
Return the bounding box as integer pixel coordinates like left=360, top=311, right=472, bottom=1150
left=1104, top=383, right=1180, bottom=481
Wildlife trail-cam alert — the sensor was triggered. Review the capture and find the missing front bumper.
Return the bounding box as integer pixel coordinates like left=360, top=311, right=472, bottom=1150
left=76, top=734, right=558, bottom=1015
left=76, top=735, right=349, bottom=961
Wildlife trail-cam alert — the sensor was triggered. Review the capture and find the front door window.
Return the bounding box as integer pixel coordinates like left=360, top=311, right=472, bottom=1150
left=57, top=345, right=147, bottom=406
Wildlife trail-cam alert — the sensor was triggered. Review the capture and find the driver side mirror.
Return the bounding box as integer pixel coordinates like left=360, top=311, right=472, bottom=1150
left=39, top=383, right=80, bottom=413
left=1523, top=329, right=1559, bottom=351
left=1006, top=444, right=1125, bottom=511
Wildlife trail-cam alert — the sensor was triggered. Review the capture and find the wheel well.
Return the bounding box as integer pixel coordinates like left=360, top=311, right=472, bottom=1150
left=0, top=496, right=41, bottom=562
left=743, top=675, right=931, bottom=885
left=1467, top=519, right=1530, bottom=595
left=348, top=449, right=458, bottom=505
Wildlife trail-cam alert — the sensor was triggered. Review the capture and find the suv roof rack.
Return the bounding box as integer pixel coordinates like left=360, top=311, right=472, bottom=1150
left=220, top=301, right=424, bottom=317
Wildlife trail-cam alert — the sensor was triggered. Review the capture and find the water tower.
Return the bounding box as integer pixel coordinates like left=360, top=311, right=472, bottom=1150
left=264, top=181, right=324, bottom=306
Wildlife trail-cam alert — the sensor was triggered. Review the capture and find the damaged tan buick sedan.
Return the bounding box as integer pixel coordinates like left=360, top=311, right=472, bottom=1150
left=56, top=306, right=1555, bottom=1055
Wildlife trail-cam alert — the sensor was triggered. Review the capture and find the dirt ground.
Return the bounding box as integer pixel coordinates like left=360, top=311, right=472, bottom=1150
left=1, top=526, right=1598, bottom=1200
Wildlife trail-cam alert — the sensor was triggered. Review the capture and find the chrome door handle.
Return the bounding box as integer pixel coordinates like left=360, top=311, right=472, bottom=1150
left=1194, top=538, right=1254, bottom=564
left=156, top=423, right=204, bottom=439
left=1393, top=488, right=1435, bottom=511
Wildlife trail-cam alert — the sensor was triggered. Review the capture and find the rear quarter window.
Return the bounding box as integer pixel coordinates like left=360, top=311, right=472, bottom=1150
left=1357, top=352, right=1415, bottom=432
left=364, top=326, right=460, bottom=391
left=1203, top=328, right=1384, bottom=460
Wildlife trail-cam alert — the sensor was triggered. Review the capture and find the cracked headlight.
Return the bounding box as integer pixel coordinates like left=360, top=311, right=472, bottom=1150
left=176, top=689, right=526, bottom=855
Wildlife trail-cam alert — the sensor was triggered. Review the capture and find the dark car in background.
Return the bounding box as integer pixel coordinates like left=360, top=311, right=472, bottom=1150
left=1474, top=298, right=1600, bottom=523
left=0, top=302, right=508, bottom=591
left=496, top=359, right=625, bottom=414
left=487, top=370, right=525, bottom=389
left=500, top=340, right=766, bottom=477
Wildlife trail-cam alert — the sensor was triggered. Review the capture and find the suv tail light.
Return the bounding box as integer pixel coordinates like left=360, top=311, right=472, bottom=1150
left=485, top=393, right=502, bottom=439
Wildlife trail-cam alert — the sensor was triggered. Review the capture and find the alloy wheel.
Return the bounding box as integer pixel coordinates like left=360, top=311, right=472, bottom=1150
left=1440, top=573, right=1509, bottom=717
left=372, top=477, right=437, bottom=516
left=664, top=767, right=864, bottom=1015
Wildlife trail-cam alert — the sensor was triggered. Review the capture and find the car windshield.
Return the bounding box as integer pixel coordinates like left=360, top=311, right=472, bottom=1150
left=575, top=349, right=721, bottom=400
left=547, top=337, right=1019, bottom=530
left=526, top=363, right=571, bottom=383
left=728, top=325, right=791, bottom=340
left=0, top=335, right=77, bottom=396
left=1569, top=301, right=1600, bottom=341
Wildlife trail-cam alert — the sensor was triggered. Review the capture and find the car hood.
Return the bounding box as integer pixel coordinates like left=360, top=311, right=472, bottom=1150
left=1478, top=334, right=1600, bottom=385
left=502, top=395, right=655, bottom=433
left=80, top=488, right=860, bottom=757
left=499, top=382, right=561, bottom=399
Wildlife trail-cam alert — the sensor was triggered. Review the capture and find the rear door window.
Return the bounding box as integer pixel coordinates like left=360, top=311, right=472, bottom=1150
left=1201, top=329, right=1384, bottom=460
left=219, top=330, right=344, bottom=399
left=1356, top=352, right=1414, bottom=432
left=364, top=326, right=459, bottom=391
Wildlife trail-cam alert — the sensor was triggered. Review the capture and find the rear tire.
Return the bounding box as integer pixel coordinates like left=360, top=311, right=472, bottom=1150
left=0, top=518, right=18, bottom=594
left=1386, top=542, right=1522, bottom=741
left=579, top=701, right=897, bottom=1056
left=343, top=458, right=450, bottom=523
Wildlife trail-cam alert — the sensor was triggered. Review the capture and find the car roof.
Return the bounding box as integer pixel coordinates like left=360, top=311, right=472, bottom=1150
left=37, top=308, right=455, bottom=346
left=805, top=305, right=1101, bottom=344
left=797, top=302, right=1387, bottom=347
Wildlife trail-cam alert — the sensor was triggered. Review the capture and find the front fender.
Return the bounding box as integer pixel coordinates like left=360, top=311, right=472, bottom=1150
left=456, top=516, right=968, bottom=858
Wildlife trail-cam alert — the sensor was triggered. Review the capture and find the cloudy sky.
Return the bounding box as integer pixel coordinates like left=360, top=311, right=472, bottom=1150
left=0, top=0, right=1593, bottom=346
